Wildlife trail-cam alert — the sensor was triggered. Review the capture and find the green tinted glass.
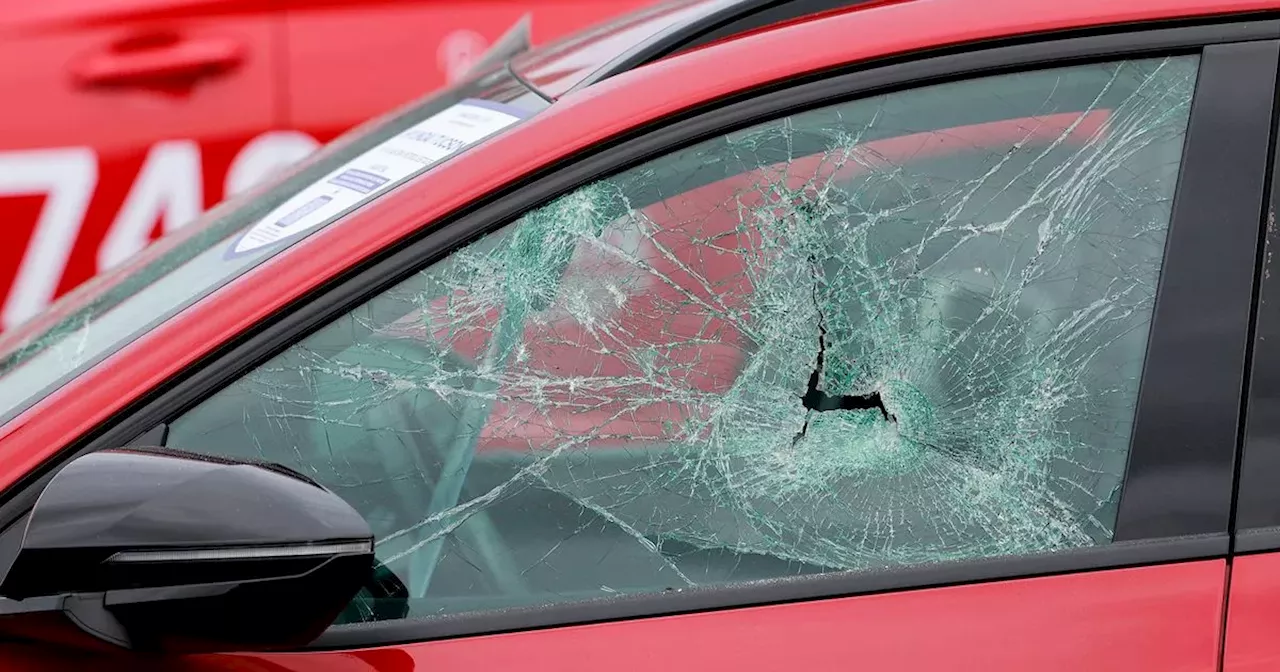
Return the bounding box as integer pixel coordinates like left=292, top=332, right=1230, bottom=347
left=169, top=56, right=1199, bottom=623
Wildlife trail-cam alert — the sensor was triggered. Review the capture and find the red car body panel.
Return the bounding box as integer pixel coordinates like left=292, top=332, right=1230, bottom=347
left=0, top=559, right=1229, bottom=670
left=1223, top=553, right=1280, bottom=670
left=238, top=561, right=1226, bottom=672
left=0, top=0, right=1276, bottom=667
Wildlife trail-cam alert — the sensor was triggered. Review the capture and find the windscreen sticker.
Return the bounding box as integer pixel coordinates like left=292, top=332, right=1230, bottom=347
left=227, top=99, right=528, bottom=258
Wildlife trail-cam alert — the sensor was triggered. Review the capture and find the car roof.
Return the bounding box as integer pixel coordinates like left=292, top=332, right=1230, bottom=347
left=1, top=0, right=1275, bottom=487
left=512, top=0, right=879, bottom=98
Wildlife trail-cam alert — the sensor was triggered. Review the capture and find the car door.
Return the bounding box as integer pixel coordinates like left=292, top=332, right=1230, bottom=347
left=0, top=0, right=279, bottom=333
left=132, top=27, right=1271, bottom=671
left=280, top=0, right=651, bottom=149
left=1220, top=68, right=1280, bottom=672
left=2, top=19, right=1274, bottom=672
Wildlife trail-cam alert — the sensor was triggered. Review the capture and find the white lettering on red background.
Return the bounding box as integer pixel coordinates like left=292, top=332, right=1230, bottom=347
left=0, top=131, right=321, bottom=330
left=0, top=148, right=97, bottom=329
left=98, top=140, right=202, bottom=272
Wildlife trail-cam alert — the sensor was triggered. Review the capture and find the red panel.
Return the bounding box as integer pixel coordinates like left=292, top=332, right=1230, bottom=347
left=1222, top=552, right=1280, bottom=671
left=196, top=560, right=1225, bottom=671
left=1, top=0, right=1276, bottom=490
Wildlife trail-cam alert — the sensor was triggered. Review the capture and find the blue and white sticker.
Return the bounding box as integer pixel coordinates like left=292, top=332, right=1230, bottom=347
left=228, top=99, right=528, bottom=257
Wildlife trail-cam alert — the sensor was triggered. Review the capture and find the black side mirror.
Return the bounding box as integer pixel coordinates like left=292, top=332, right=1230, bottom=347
left=0, top=447, right=373, bottom=653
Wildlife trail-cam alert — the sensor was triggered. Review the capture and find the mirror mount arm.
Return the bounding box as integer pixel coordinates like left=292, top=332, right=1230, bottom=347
left=0, top=595, right=65, bottom=617
left=0, top=594, right=131, bottom=650
left=63, top=594, right=131, bottom=649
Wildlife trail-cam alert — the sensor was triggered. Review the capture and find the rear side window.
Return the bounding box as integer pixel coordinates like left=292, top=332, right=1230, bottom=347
left=167, top=56, right=1199, bottom=622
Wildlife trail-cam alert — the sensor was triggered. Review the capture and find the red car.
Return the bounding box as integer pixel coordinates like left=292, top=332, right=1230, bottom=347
left=1, top=0, right=1280, bottom=669
left=0, top=0, right=656, bottom=333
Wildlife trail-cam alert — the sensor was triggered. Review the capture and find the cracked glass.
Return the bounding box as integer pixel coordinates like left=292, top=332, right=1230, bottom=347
left=167, top=55, right=1199, bottom=623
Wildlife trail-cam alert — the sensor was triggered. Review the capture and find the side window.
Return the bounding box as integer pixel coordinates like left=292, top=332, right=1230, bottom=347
left=168, top=56, right=1199, bottom=622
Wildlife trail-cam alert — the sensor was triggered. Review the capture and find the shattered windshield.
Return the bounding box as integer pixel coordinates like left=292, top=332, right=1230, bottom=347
left=169, top=55, right=1198, bottom=622
left=0, top=71, right=547, bottom=426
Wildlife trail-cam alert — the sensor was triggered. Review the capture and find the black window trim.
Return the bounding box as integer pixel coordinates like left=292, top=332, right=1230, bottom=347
left=0, top=19, right=1276, bottom=649
left=1228, top=37, right=1280, bottom=554
left=1112, top=38, right=1279, bottom=543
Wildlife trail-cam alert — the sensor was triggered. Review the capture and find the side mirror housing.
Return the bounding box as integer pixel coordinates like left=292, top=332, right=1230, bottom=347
left=0, top=448, right=373, bottom=653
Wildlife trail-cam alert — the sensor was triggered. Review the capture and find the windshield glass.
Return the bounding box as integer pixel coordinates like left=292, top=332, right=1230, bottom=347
left=0, top=69, right=548, bottom=426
